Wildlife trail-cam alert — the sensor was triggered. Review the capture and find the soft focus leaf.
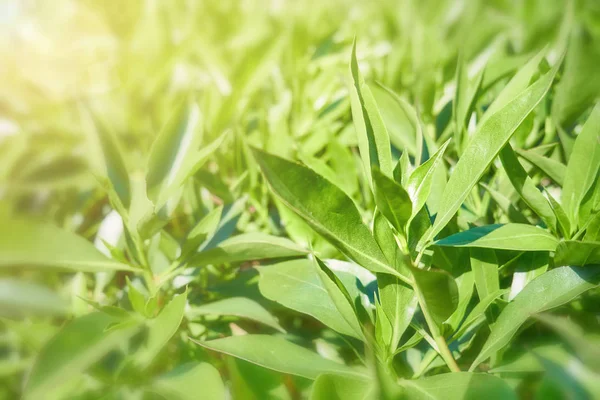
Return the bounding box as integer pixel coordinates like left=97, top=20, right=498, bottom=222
left=189, top=297, right=285, bottom=333
left=24, top=312, right=141, bottom=399
left=471, top=266, right=600, bottom=370
left=150, top=362, right=225, bottom=400
left=0, top=220, right=137, bottom=272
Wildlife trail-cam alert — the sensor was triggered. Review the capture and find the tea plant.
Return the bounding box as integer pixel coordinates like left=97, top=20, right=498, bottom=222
left=1, top=0, right=600, bottom=399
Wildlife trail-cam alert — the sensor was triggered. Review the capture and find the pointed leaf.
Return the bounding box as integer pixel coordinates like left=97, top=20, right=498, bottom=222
left=193, top=335, right=367, bottom=380
left=406, top=140, right=450, bottom=218
left=424, top=62, right=560, bottom=245
left=190, top=233, right=307, bottom=267
left=136, top=291, right=187, bottom=368
left=471, top=266, right=600, bottom=370
left=554, top=240, right=600, bottom=267
left=435, top=224, right=558, bottom=251
left=412, top=267, right=459, bottom=327
left=189, top=297, right=285, bottom=333
left=562, top=103, right=600, bottom=226
left=349, top=42, right=393, bottom=181
left=258, top=259, right=361, bottom=339
left=253, top=148, right=403, bottom=280
left=516, top=148, right=566, bottom=186
left=499, top=144, right=557, bottom=233
left=372, top=167, right=412, bottom=231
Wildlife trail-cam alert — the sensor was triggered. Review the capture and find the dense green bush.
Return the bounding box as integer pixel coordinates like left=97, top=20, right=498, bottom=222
left=1, top=0, right=600, bottom=399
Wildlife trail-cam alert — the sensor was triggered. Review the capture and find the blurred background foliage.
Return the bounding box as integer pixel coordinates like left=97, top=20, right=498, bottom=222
left=0, top=0, right=599, bottom=399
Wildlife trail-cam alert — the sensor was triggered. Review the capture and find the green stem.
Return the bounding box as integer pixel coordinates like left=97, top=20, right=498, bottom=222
left=414, top=284, right=461, bottom=372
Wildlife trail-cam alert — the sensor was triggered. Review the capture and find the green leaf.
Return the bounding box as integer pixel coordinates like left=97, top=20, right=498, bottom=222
left=405, top=140, right=450, bottom=219
left=150, top=362, right=225, bottom=400
left=180, top=206, right=223, bottom=259
left=189, top=297, right=285, bottom=333
left=253, top=148, right=403, bottom=280
left=515, top=148, right=566, bottom=186
left=435, top=224, right=558, bottom=251
left=258, top=259, right=362, bottom=339
left=310, top=373, right=376, bottom=400
left=146, top=102, right=203, bottom=207
left=453, top=290, right=507, bottom=340
left=372, top=83, right=418, bottom=155
left=470, top=266, right=600, bottom=370
left=349, top=41, right=393, bottom=181
left=469, top=249, right=499, bottom=300
left=423, top=61, right=559, bottom=245
left=314, top=257, right=365, bottom=340
left=533, top=313, right=600, bottom=373
left=552, top=26, right=600, bottom=126
left=0, top=279, right=69, bottom=317
left=508, top=251, right=548, bottom=301
left=146, top=103, right=228, bottom=209
left=84, top=108, right=131, bottom=208
left=378, top=274, right=418, bottom=351
left=126, top=277, right=148, bottom=316
left=553, top=241, right=600, bottom=267
left=136, top=290, right=187, bottom=368
left=402, top=372, right=516, bottom=400
left=0, top=220, right=137, bottom=272
left=190, top=233, right=307, bottom=267
left=562, top=104, right=600, bottom=227
left=544, top=190, right=571, bottom=238
left=372, top=166, right=412, bottom=231
left=24, top=312, right=141, bottom=399
left=411, top=266, right=459, bottom=327
left=480, top=48, right=546, bottom=125
left=444, top=271, right=474, bottom=332
left=192, top=335, right=368, bottom=380
left=499, top=144, right=557, bottom=233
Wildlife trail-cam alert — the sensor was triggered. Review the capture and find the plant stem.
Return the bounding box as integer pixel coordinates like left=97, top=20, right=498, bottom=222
left=414, top=284, right=461, bottom=372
